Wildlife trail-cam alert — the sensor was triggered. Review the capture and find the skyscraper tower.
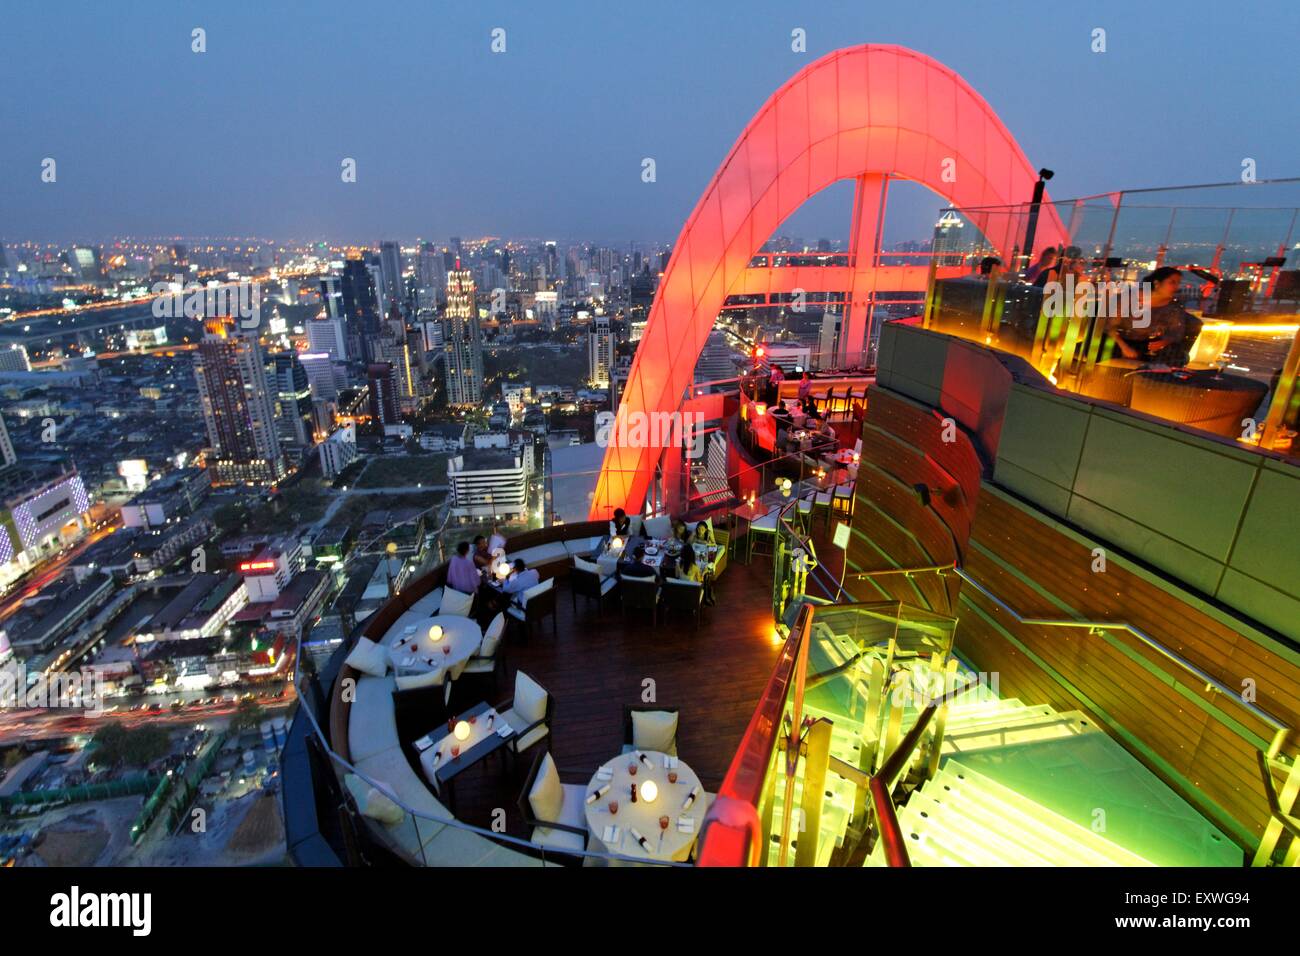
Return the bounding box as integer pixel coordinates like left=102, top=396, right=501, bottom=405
left=443, top=260, right=483, bottom=406
left=193, top=318, right=285, bottom=486
left=271, top=351, right=314, bottom=451
left=372, top=302, right=419, bottom=413
left=587, top=314, right=614, bottom=389
left=338, top=256, right=382, bottom=363
left=379, top=240, right=405, bottom=316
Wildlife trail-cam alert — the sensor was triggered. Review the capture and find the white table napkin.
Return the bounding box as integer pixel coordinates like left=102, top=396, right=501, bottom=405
left=603, top=824, right=621, bottom=844
left=413, top=735, right=434, bottom=752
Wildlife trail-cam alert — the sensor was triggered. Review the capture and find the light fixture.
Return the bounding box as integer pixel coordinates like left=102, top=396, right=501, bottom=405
left=610, top=536, right=624, bottom=551
left=641, top=780, right=658, bottom=803
left=454, top=720, right=471, bottom=741
left=428, top=624, right=444, bottom=641
left=495, top=562, right=510, bottom=580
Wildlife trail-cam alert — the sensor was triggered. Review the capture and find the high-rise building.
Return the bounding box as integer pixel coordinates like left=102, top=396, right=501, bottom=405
left=0, top=414, right=15, bottom=471
left=271, top=352, right=314, bottom=450
left=367, top=363, right=399, bottom=427
left=932, top=210, right=966, bottom=267
left=372, top=303, right=419, bottom=413
left=0, top=345, right=32, bottom=373
left=337, top=256, right=382, bottom=363
left=379, top=241, right=405, bottom=316
left=416, top=241, right=445, bottom=311
left=443, top=262, right=483, bottom=406
left=193, top=318, right=286, bottom=486
left=587, top=314, right=614, bottom=389
left=306, top=316, right=348, bottom=361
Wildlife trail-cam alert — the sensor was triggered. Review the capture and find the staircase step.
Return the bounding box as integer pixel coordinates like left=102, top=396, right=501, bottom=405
left=942, top=712, right=1098, bottom=755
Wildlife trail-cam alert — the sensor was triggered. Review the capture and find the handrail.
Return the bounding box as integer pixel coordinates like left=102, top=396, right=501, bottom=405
left=1255, top=750, right=1300, bottom=846
left=954, top=566, right=1290, bottom=735
left=853, top=563, right=954, bottom=580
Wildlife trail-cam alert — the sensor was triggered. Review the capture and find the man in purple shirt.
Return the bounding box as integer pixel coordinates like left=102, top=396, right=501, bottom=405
left=446, top=541, right=482, bottom=595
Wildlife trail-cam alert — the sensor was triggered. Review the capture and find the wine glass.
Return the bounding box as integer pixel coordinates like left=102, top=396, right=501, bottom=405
left=659, top=815, right=670, bottom=831
left=627, top=762, right=637, bottom=776
left=668, top=770, right=678, bottom=785
left=608, top=800, right=619, bottom=815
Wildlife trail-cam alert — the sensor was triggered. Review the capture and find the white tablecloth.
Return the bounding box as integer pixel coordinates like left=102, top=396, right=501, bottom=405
left=583, top=751, right=706, bottom=863
left=386, top=614, right=481, bottom=679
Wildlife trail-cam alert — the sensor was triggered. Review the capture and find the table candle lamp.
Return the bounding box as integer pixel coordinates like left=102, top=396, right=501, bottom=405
left=641, top=780, right=658, bottom=803
left=495, top=562, right=510, bottom=580
left=428, top=624, right=444, bottom=642
left=610, top=536, right=624, bottom=551
left=454, top=720, right=471, bottom=741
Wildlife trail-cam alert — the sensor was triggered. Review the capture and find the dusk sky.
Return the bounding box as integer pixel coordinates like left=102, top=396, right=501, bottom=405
left=4, top=0, right=1296, bottom=244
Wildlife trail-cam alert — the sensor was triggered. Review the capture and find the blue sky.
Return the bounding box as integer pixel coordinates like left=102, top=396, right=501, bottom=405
left=3, top=0, right=1296, bottom=244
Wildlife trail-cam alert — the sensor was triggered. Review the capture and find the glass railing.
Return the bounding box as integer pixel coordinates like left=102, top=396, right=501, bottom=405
left=924, top=179, right=1300, bottom=455
left=698, top=598, right=962, bottom=867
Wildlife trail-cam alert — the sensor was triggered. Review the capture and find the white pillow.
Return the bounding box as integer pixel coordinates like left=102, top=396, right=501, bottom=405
left=528, top=752, right=563, bottom=823
left=344, top=773, right=405, bottom=826
left=345, top=637, right=388, bottom=677
left=440, top=588, right=474, bottom=617
left=479, top=614, right=505, bottom=657
left=394, top=670, right=443, bottom=691
left=632, top=710, right=678, bottom=753
left=573, top=555, right=601, bottom=575
left=514, top=671, right=548, bottom=725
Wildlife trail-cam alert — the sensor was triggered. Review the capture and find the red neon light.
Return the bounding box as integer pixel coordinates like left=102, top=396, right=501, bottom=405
left=592, top=44, right=1066, bottom=519
left=239, top=560, right=277, bottom=572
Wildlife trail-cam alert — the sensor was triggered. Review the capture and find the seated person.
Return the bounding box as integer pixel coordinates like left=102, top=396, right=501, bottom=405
left=610, top=507, right=632, bottom=537
left=446, top=541, right=482, bottom=594
left=674, top=544, right=704, bottom=584
left=976, top=256, right=1003, bottom=281
left=693, top=520, right=714, bottom=544
left=502, top=558, right=540, bottom=601
left=1108, top=267, right=1202, bottom=366
left=617, top=545, right=657, bottom=579
left=672, top=520, right=693, bottom=546
left=471, top=535, right=493, bottom=571
left=1023, top=247, right=1058, bottom=285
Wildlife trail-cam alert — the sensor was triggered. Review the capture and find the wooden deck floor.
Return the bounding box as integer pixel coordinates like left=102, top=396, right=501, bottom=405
left=398, top=549, right=785, bottom=838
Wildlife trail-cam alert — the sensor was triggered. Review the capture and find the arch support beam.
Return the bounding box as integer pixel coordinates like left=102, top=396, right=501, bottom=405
left=591, top=44, right=1066, bottom=519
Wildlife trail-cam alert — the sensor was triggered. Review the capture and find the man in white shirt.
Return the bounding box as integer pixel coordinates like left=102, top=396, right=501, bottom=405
left=502, top=559, right=540, bottom=603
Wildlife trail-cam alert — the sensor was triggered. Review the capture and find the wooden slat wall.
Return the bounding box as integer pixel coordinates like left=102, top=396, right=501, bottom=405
left=847, top=386, right=983, bottom=615
left=960, top=489, right=1300, bottom=841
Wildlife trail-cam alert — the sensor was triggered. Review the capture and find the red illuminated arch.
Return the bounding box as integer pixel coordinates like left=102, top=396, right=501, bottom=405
left=593, top=44, right=1064, bottom=518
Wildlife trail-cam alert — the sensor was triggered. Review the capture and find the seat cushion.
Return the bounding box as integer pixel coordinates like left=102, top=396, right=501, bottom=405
left=563, top=536, right=605, bottom=557
left=394, top=669, right=444, bottom=691
left=500, top=707, right=549, bottom=751
left=347, top=675, right=399, bottom=763
left=642, top=515, right=673, bottom=539
left=573, top=555, right=602, bottom=576
left=528, top=752, right=563, bottom=822
left=599, top=575, right=618, bottom=595
left=407, top=588, right=444, bottom=615
left=506, top=542, right=569, bottom=569
left=440, top=587, right=475, bottom=617
left=345, top=637, right=389, bottom=677
left=631, top=709, right=679, bottom=754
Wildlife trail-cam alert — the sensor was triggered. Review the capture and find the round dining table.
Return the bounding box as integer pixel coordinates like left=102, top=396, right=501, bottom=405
left=583, top=750, right=708, bottom=863
left=385, top=613, right=482, bottom=677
